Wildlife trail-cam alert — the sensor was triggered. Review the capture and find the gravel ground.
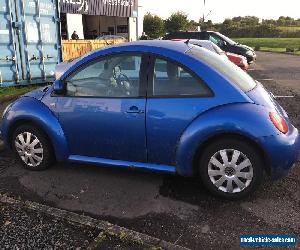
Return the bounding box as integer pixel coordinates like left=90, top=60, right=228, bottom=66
left=0, top=201, right=148, bottom=249
left=0, top=202, right=99, bottom=249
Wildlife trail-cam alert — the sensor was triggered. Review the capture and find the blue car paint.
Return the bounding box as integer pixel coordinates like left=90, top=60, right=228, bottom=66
left=1, top=97, right=69, bottom=161
left=68, top=155, right=176, bottom=173
left=259, top=126, right=300, bottom=180
left=21, top=86, right=48, bottom=100
left=1, top=40, right=299, bottom=180
left=56, top=97, right=147, bottom=162
left=175, top=102, right=286, bottom=176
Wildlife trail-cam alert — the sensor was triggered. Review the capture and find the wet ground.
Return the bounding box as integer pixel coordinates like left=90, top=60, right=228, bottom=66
left=0, top=52, right=299, bottom=249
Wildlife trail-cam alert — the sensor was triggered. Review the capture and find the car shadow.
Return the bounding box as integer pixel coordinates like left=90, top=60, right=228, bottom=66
left=0, top=149, right=262, bottom=209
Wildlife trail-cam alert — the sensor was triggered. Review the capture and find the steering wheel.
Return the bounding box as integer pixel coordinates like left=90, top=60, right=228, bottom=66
left=117, top=74, right=132, bottom=95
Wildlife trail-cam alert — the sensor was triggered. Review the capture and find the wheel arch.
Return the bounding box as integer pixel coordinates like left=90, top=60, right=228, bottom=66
left=175, top=103, right=276, bottom=177
left=193, top=133, right=272, bottom=177
left=2, top=97, right=69, bottom=161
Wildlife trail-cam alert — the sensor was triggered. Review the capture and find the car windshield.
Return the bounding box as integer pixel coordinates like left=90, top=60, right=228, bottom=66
left=210, top=43, right=225, bottom=55
left=215, top=32, right=236, bottom=45
left=187, top=46, right=256, bottom=92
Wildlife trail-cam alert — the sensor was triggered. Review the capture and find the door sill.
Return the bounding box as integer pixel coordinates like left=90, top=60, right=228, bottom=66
left=68, top=155, right=177, bottom=173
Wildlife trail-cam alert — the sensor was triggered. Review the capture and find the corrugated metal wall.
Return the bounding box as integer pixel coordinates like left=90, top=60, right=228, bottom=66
left=0, top=0, right=61, bottom=86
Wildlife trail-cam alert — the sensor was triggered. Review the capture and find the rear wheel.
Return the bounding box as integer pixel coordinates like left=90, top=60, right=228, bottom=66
left=12, top=124, right=54, bottom=171
left=199, top=138, right=263, bottom=199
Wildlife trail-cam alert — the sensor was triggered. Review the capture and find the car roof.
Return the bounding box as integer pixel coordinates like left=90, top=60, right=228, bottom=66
left=104, top=40, right=192, bottom=53
left=188, top=39, right=214, bottom=47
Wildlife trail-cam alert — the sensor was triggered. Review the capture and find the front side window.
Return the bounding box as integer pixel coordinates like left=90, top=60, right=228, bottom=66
left=152, top=58, right=212, bottom=97
left=65, top=54, right=142, bottom=97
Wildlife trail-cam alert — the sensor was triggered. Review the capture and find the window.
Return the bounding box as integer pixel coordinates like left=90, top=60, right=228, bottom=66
left=209, top=34, right=226, bottom=48
left=187, top=46, right=256, bottom=92
left=117, top=25, right=128, bottom=33
left=65, top=54, right=142, bottom=97
left=152, top=58, right=212, bottom=97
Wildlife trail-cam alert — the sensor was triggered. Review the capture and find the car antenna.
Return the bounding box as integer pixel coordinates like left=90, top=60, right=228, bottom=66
left=184, top=39, right=190, bottom=44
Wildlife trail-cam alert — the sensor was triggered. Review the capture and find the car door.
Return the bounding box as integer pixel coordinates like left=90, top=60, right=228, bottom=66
left=146, top=56, right=214, bottom=166
left=56, top=53, right=149, bottom=162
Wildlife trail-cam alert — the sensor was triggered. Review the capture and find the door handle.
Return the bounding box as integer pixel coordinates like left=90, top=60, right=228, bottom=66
left=126, top=106, right=144, bottom=114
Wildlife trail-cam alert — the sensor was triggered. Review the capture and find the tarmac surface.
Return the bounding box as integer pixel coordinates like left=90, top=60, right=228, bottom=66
left=0, top=51, right=299, bottom=249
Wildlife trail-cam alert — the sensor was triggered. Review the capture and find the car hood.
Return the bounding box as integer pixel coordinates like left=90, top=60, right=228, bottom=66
left=237, top=43, right=254, bottom=52
left=55, top=57, right=81, bottom=79
left=22, top=86, right=50, bottom=100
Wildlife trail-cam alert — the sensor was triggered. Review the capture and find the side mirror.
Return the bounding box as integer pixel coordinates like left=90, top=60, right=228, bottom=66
left=53, top=80, right=64, bottom=94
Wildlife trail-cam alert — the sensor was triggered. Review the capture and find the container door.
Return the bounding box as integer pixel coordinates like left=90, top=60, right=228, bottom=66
left=0, top=0, right=61, bottom=86
left=16, top=0, right=61, bottom=82
left=0, top=0, right=22, bottom=84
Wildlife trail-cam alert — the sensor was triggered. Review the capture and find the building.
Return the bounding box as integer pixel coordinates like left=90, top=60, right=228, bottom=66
left=60, top=0, right=139, bottom=41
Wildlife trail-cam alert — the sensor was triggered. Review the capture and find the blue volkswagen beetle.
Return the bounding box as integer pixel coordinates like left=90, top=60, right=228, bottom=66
left=1, top=41, right=299, bottom=199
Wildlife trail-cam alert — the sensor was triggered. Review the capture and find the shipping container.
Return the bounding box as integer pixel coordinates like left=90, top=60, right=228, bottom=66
left=0, top=0, right=61, bottom=86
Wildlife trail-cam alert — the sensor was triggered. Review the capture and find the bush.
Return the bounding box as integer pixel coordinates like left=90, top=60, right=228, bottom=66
left=286, top=48, right=295, bottom=52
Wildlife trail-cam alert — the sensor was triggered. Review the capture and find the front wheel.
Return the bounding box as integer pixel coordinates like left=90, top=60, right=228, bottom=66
left=199, top=138, right=263, bottom=199
left=12, top=124, right=54, bottom=171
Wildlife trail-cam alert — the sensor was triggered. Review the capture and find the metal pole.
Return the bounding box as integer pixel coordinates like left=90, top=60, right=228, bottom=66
left=22, top=0, right=33, bottom=81
left=7, top=0, right=20, bottom=82
left=37, top=0, right=46, bottom=81
left=203, top=0, right=205, bottom=23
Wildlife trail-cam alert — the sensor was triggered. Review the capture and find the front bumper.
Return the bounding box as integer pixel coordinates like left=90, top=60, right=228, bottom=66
left=247, top=53, right=257, bottom=64
left=260, top=126, right=300, bottom=180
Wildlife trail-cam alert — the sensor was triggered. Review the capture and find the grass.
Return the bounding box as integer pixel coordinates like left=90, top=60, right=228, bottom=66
left=233, top=38, right=300, bottom=55
left=233, top=38, right=300, bottom=48
left=0, top=85, right=41, bottom=98
left=258, top=47, right=300, bottom=55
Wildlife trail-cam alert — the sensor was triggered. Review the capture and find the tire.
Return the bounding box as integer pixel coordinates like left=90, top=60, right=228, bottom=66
left=12, top=124, right=54, bottom=171
left=199, top=138, right=263, bottom=200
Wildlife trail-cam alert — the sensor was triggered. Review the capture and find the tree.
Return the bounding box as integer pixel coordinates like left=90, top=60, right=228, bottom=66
left=165, top=11, right=190, bottom=33
left=143, top=12, right=165, bottom=39
left=188, top=20, right=200, bottom=31
left=240, top=16, right=259, bottom=26
left=201, top=20, right=214, bottom=31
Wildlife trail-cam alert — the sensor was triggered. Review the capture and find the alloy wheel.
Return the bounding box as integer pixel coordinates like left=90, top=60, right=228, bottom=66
left=208, top=149, right=253, bottom=193
left=15, top=132, right=44, bottom=167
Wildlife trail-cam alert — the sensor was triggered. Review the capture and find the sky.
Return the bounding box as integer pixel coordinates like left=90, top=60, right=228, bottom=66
left=139, top=0, right=300, bottom=23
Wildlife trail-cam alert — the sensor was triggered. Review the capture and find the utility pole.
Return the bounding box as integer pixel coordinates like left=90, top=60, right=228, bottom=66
left=202, top=0, right=206, bottom=23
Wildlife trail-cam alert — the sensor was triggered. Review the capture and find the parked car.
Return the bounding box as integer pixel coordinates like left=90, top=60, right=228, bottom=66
left=164, top=31, right=256, bottom=63
left=225, top=52, right=249, bottom=71
left=1, top=41, right=299, bottom=199
left=172, top=39, right=249, bottom=70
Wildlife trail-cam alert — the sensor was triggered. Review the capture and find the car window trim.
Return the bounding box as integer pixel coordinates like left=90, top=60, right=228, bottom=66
left=55, top=52, right=150, bottom=99
left=147, top=53, right=214, bottom=99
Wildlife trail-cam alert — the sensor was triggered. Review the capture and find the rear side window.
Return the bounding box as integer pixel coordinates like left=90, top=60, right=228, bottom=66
left=151, top=58, right=212, bottom=97
left=187, top=46, right=256, bottom=92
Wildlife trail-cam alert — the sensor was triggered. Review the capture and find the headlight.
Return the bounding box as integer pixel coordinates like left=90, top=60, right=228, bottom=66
left=2, top=103, right=12, bottom=119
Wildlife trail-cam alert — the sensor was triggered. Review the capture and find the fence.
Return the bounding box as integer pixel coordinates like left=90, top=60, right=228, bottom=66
left=61, top=39, right=126, bottom=61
